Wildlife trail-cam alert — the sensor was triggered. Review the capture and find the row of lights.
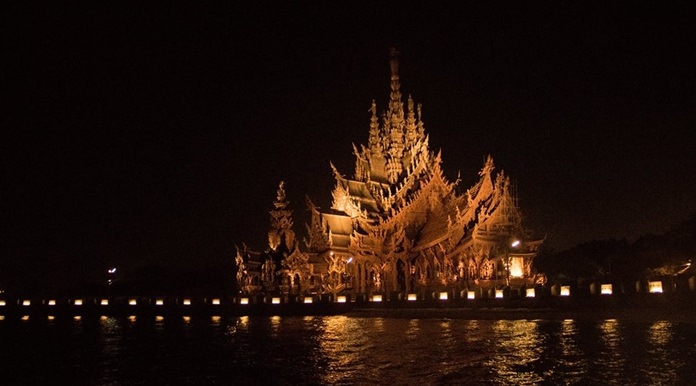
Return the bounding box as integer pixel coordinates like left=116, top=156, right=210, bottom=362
left=237, top=295, right=349, bottom=305
left=0, top=282, right=667, bottom=309
left=0, top=298, right=222, bottom=307
left=365, top=281, right=666, bottom=302
left=0, top=315, right=223, bottom=323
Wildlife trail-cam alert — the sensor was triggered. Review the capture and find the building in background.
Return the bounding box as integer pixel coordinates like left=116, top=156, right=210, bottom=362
left=236, top=49, right=544, bottom=300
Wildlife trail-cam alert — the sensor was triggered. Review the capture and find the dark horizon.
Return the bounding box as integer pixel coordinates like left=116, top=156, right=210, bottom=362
left=3, top=3, right=694, bottom=291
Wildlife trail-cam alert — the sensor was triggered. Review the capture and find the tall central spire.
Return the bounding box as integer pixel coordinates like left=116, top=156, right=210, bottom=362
left=388, top=48, right=403, bottom=118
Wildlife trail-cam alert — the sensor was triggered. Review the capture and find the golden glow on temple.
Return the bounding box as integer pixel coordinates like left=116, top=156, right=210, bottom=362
left=234, top=50, right=544, bottom=301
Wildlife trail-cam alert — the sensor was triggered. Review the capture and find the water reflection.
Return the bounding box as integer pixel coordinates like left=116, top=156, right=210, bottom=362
left=642, top=320, right=679, bottom=385
left=595, top=319, right=625, bottom=384
left=487, top=320, right=544, bottom=385
left=2, top=314, right=696, bottom=384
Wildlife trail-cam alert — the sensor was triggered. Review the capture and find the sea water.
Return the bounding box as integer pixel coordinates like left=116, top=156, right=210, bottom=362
left=1, top=313, right=695, bottom=385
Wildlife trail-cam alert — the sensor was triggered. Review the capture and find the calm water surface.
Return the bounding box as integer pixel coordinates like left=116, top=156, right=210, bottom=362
left=1, top=312, right=695, bottom=385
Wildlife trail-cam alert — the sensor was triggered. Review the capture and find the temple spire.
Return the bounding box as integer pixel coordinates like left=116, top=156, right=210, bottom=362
left=388, top=48, right=403, bottom=120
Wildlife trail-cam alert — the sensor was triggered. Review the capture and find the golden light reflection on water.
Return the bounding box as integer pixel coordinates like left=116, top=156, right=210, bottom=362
left=642, top=320, right=679, bottom=385
left=596, top=319, right=625, bottom=384
left=488, top=320, right=544, bottom=385
left=406, top=318, right=420, bottom=340
left=648, top=320, right=672, bottom=346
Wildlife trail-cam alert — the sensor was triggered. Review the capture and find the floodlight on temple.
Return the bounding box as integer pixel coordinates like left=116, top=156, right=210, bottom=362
left=526, top=288, right=536, bottom=298
left=601, top=284, right=613, bottom=295
left=560, top=286, right=571, bottom=296
left=648, top=281, right=663, bottom=293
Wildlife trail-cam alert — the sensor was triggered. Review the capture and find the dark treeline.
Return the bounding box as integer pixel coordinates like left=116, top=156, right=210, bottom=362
left=535, top=212, right=696, bottom=288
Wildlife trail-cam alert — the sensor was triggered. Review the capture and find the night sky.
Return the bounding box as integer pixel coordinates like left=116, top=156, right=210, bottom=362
left=3, top=3, right=694, bottom=289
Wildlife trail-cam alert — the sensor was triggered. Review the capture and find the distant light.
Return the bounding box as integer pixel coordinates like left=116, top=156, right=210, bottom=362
left=271, top=297, right=281, bottom=305
left=100, top=315, right=108, bottom=321
left=183, top=298, right=192, bottom=306
left=101, top=299, right=109, bottom=306
left=22, top=300, right=31, bottom=306
left=439, top=292, right=449, bottom=300
left=128, top=315, right=137, bottom=323
left=183, top=316, right=191, bottom=323
left=346, top=257, right=353, bottom=264
left=74, top=299, right=83, bottom=306
left=128, top=299, right=137, bottom=305
left=156, top=298, right=164, bottom=306
left=0, top=300, right=5, bottom=306
left=47, top=315, right=55, bottom=321
left=336, top=295, right=347, bottom=303
left=526, top=288, right=536, bottom=298
left=467, top=291, right=476, bottom=300
left=240, top=297, right=249, bottom=305
left=560, top=286, right=571, bottom=296
left=48, top=299, right=56, bottom=306
left=21, top=315, right=30, bottom=321
left=649, top=281, right=663, bottom=294
left=73, top=315, right=82, bottom=321
left=371, top=294, right=383, bottom=302
left=211, top=298, right=221, bottom=305
left=211, top=315, right=221, bottom=324
left=511, top=240, right=521, bottom=248
left=303, top=296, right=313, bottom=304
left=407, top=293, right=417, bottom=301
left=495, top=289, right=504, bottom=299
left=601, top=284, right=613, bottom=295
left=108, top=268, right=117, bottom=274
left=0, top=315, right=4, bottom=321
left=155, top=315, right=164, bottom=322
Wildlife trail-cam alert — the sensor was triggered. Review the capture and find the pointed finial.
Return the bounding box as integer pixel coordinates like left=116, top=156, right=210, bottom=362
left=389, top=47, right=400, bottom=79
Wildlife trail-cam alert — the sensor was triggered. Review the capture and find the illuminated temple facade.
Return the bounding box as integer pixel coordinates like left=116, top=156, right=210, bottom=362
left=235, top=50, right=544, bottom=299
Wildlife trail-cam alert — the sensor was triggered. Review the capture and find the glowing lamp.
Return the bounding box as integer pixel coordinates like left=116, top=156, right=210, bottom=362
left=601, top=284, right=613, bottom=295
left=128, top=299, right=137, bottom=305
left=48, top=300, right=56, bottom=306
left=128, top=315, right=137, bottom=322
left=0, top=300, right=5, bottom=306
left=101, top=299, right=109, bottom=305
left=336, top=295, right=347, bottom=303
left=439, top=292, right=449, bottom=300
left=240, top=297, right=249, bottom=305
left=371, top=294, right=383, bottom=302
left=407, top=293, right=417, bottom=301
left=183, top=316, right=191, bottom=323
left=156, top=299, right=164, bottom=305
left=211, top=298, right=221, bottom=305
left=495, top=289, right=504, bottom=299
left=74, top=299, right=83, bottom=306
left=526, top=288, right=536, bottom=298
left=211, top=315, right=221, bottom=324
left=183, top=298, right=192, bottom=305
left=155, top=316, right=164, bottom=322
left=0, top=316, right=4, bottom=320
left=47, top=315, right=55, bottom=321
left=73, top=316, right=81, bottom=321
left=271, top=297, right=281, bottom=304
left=560, top=286, right=571, bottom=296
left=21, top=315, right=30, bottom=321
left=22, top=300, right=31, bottom=306
left=303, top=296, right=313, bottom=304
left=467, top=291, right=476, bottom=300
left=648, top=281, right=663, bottom=294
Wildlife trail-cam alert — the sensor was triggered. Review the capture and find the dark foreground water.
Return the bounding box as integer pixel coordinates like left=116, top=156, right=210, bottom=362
left=1, top=311, right=696, bottom=385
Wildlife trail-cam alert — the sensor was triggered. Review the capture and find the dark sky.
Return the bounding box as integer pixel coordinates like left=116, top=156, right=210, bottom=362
left=3, top=2, right=695, bottom=287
